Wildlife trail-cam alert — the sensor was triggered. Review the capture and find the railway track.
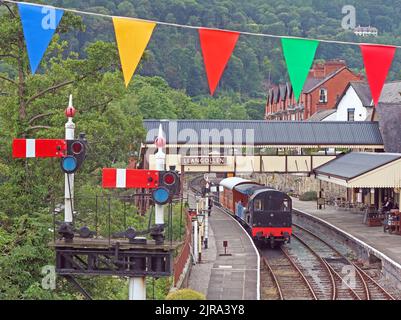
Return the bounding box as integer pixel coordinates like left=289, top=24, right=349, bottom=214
left=289, top=234, right=358, bottom=300
left=188, top=176, right=396, bottom=300
left=293, top=223, right=395, bottom=300
left=260, top=247, right=317, bottom=300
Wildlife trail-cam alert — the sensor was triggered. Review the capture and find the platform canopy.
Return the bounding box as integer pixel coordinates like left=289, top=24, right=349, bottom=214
left=143, top=120, right=384, bottom=148
left=314, top=152, right=401, bottom=188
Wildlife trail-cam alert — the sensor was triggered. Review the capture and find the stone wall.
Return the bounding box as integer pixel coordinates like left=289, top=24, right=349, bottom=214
left=251, top=173, right=347, bottom=200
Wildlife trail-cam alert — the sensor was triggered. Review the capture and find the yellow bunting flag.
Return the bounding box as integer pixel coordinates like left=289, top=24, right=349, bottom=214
left=112, top=18, right=156, bottom=87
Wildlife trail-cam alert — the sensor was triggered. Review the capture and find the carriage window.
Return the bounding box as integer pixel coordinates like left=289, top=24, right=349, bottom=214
left=282, top=199, right=290, bottom=212
left=254, top=199, right=263, bottom=211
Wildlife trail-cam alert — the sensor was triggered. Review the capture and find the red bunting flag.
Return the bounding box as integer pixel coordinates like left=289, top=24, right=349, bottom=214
left=360, top=44, right=396, bottom=106
left=199, top=28, right=240, bottom=95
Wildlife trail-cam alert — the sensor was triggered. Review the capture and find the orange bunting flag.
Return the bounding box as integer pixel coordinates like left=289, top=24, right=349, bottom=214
left=112, top=18, right=156, bottom=87
left=199, top=28, right=240, bottom=95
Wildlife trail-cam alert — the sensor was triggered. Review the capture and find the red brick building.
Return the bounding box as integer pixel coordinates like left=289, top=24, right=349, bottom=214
left=265, top=60, right=363, bottom=120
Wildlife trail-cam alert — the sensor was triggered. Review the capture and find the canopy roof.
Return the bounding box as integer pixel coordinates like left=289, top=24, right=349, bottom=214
left=143, top=120, right=384, bottom=148
left=315, top=152, right=401, bottom=188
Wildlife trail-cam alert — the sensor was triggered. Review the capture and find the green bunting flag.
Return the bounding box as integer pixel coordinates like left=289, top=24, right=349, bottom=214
left=281, top=38, right=319, bottom=102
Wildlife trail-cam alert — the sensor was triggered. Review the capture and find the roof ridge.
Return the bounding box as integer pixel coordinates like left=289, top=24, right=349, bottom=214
left=305, top=66, right=347, bottom=93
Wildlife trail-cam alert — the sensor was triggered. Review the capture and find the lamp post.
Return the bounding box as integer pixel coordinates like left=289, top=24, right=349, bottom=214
left=192, top=216, right=198, bottom=264
left=204, top=179, right=209, bottom=249
left=197, top=213, right=205, bottom=263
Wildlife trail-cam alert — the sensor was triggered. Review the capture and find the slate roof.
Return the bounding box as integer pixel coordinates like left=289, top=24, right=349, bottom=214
left=314, top=152, right=401, bottom=180
left=379, top=81, right=401, bottom=103
left=376, top=102, right=401, bottom=153
left=304, top=67, right=348, bottom=93
left=351, top=82, right=372, bottom=106
left=143, top=120, right=384, bottom=146
left=307, top=109, right=336, bottom=121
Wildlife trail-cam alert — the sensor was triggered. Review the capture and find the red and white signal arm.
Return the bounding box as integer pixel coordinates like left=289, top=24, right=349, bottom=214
left=102, top=168, right=159, bottom=189
left=12, top=139, right=66, bottom=158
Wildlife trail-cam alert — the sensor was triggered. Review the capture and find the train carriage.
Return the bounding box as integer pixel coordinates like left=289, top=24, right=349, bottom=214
left=219, top=177, right=292, bottom=247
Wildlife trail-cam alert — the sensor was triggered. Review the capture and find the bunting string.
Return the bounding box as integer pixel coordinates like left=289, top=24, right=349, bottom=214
left=0, top=0, right=399, bottom=102
left=2, top=0, right=401, bottom=49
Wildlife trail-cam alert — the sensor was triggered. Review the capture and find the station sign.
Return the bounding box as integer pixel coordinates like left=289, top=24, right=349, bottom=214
left=181, top=156, right=227, bottom=166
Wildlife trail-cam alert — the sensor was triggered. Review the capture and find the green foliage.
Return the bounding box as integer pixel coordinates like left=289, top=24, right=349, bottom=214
left=50, top=0, right=401, bottom=96
left=0, top=6, right=149, bottom=299
left=166, top=288, right=206, bottom=300
left=3, top=0, right=401, bottom=300
left=299, top=191, right=318, bottom=201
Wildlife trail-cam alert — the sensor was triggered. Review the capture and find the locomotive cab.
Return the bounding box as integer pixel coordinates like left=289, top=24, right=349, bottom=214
left=219, top=177, right=292, bottom=248
left=250, top=190, right=292, bottom=247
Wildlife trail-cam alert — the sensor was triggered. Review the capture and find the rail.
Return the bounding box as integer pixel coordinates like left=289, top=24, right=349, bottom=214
left=293, top=223, right=395, bottom=300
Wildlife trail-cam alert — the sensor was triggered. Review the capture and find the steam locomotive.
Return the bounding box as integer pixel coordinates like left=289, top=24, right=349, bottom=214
left=219, top=177, right=292, bottom=247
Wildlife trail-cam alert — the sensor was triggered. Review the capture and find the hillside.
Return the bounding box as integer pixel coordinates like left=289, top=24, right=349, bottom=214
left=52, top=0, right=401, bottom=97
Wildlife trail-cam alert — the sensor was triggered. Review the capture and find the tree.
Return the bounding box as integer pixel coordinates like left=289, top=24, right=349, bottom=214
left=0, top=4, right=145, bottom=299
left=244, top=99, right=266, bottom=120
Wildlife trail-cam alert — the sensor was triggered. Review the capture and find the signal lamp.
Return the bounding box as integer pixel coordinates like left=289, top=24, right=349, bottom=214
left=152, top=187, right=170, bottom=205
left=71, top=141, right=83, bottom=154
left=163, top=172, right=176, bottom=185
left=159, top=170, right=180, bottom=196
left=61, top=156, right=78, bottom=174
left=61, top=135, right=87, bottom=174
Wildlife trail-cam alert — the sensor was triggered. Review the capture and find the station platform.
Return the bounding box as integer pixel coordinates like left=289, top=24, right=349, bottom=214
left=187, top=202, right=260, bottom=300
left=292, top=197, right=401, bottom=268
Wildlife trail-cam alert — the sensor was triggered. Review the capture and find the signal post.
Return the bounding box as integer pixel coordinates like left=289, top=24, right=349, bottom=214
left=13, top=113, right=178, bottom=300
left=64, top=95, right=75, bottom=224
left=129, top=125, right=166, bottom=300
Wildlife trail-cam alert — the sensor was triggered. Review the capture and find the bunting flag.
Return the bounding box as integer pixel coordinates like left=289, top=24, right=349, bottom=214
left=18, top=3, right=64, bottom=74
left=112, top=18, right=156, bottom=87
left=199, top=29, right=240, bottom=95
left=281, top=38, right=319, bottom=102
left=9, top=1, right=401, bottom=98
left=360, top=44, right=396, bottom=106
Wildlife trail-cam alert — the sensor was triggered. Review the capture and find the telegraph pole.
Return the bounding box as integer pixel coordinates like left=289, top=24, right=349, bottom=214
left=64, top=95, right=75, bottom=223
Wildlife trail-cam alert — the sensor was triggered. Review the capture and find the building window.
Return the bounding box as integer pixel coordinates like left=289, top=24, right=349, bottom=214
left=347, top=108, right=355, bottom=121
left=319, top=88, right=328, bottom=103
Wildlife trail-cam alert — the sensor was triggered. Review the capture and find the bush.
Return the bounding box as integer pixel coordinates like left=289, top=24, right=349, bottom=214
left=166, top=289, right=206, bottom=300
left=299, top=191, right=317, bottom=201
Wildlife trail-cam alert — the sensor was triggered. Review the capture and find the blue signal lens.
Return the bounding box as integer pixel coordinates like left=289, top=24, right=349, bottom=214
left=152, top=187, right=170, bottom=205
left=61, top=156, right=77, bottom=173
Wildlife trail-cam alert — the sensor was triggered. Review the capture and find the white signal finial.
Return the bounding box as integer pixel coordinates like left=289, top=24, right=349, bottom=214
left=69, top=94, right=73, bottom=108
left=155, top=123, right=166, bottom=149
left=158, top=123, right=163, bottom=139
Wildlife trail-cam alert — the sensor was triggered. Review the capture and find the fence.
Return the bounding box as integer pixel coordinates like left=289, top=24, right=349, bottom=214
left=173, top=210, right=193, bottom=287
